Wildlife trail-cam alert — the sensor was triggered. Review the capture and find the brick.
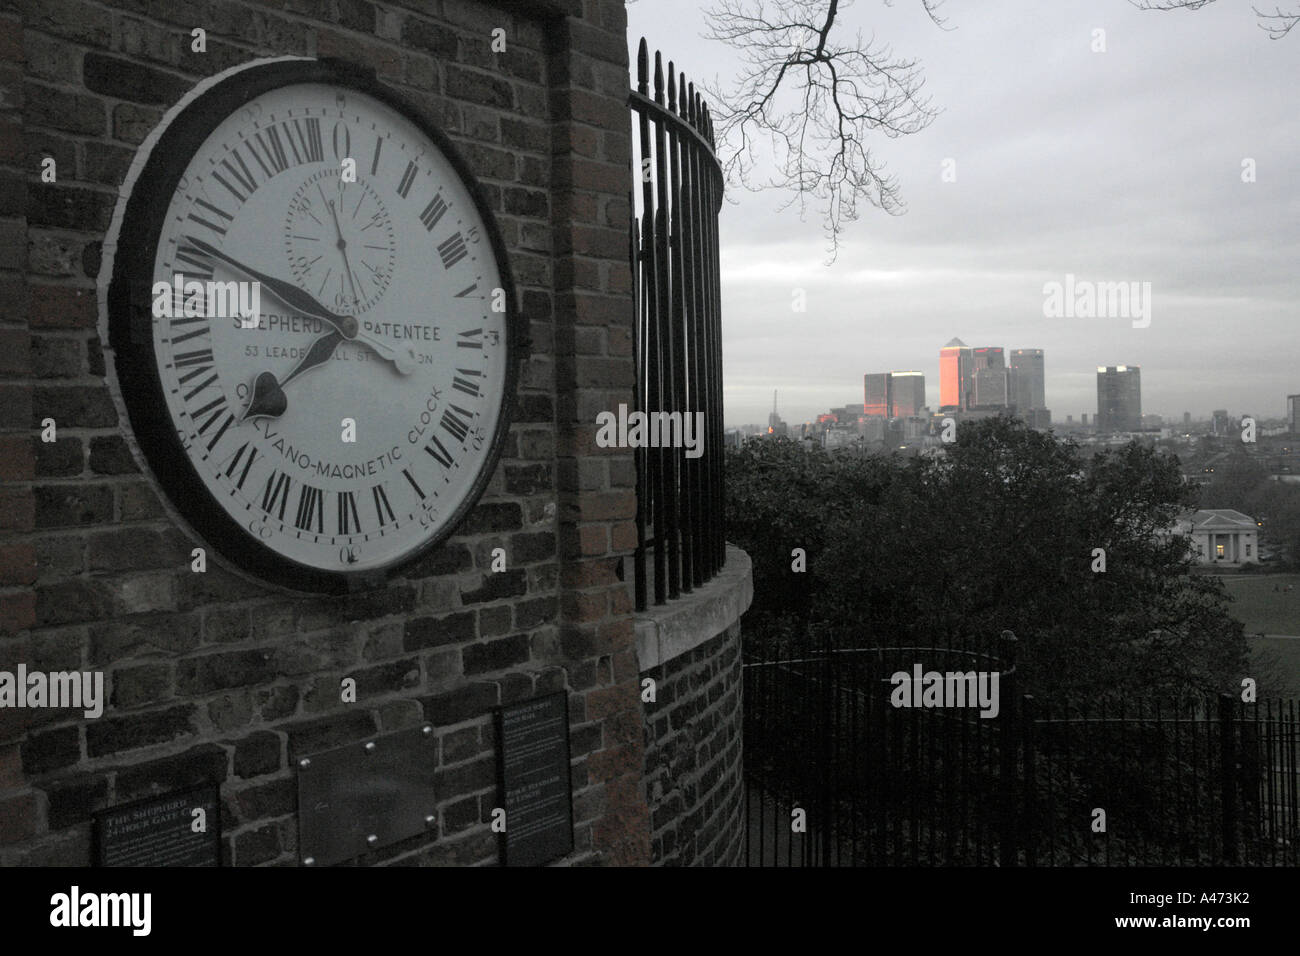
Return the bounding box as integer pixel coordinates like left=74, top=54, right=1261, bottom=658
left=88, top=611, right=201, bottom=664
left=0, top=791, right=38, bottom=843
left=86, top=705, right=197, bottom=757
left=421, top=682, right=498, bottom=726
left=234, top=823, right=281, bottom=865
left=20, top=724, right=80, bottom=775
left=235, top=777, right=295, bottom=821
left=113, top=743, right=229, bottom=801
left=177, top=649, right=275, bottom=695
left=514, top=595, right=557, bottom=629
left=112, top=103, right=161, bottom=144
left=350, top=657, right=420, bottom=697
left=0, top=386, right=30, bottom=431
left=23, top=82, right=105, bottom=135
left=88, top=435, right=138, bottom=474
left=0, top=326, right=24, bottom=378
left=256, top=685, right=298, bottom=721
left=33, top=482, right=114, bottom=528
left=26, top=183, right=116, bottom=231
left=404, top=611, right=475, bottom=652
left=29, top=335, right=81, bottom=378
left=111, top=662, right=173, bottom=708
left=88, top=527, right=189, bottom=573
left=399, top=541, right=472, bottom=577
left=504, top=463, right=551, bottom=495
left=24, top=0, right=113, bottom=46
left=31, top=386, right=118, bottom=428
left=461, top=632, right=529, bottom=675
left=0, top=541, right=35, bottom=587
left=43, top=773, right=109, bottom=829
left=459, top=569, right=526, bottom=605
left=0, top=434, right=34, bottom=481
left=28, top=285, right=96, bottom=329
left=82, top=140, right=135, bottom=186
left=401, top=17, right=458, bottom=58
left=433, top=754, right=494, bottom=795
left=34, top=436, right=81, bottom=477
left=440, top=725, right=480, bottom=764
left=478, top=604, right=510, bottom=637
left=0, top=589, right=35, bottom=635
left=233, top=731, right=281, bottom=779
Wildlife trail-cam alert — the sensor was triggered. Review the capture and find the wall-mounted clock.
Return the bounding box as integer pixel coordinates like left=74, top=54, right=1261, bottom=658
left=104, top=58, right=523, bottom=593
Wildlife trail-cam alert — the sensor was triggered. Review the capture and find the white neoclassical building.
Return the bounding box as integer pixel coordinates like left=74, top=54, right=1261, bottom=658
left=1175, top=509, right=1261, bottom=565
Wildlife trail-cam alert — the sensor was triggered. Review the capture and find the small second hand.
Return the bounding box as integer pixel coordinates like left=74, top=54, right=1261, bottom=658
left=320, top=185, right=363, bottom=307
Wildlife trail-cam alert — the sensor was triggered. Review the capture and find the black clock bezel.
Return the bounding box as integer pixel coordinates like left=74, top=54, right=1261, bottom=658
left=107, top=58, right=526, bottom=594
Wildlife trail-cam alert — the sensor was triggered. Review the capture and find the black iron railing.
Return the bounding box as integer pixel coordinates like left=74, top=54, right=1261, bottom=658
left=745, top=628, right=1300, bottom=866
left=629, top=38, right=726, bottom=611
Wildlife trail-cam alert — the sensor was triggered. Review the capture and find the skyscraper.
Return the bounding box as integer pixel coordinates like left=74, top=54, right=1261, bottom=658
left=890, top=371, right=926, bottom=417
left=1288, top=395, right=1299, bottom=437
left=1009, top=349, right=1046, bottom=411
left=939, top=338, right=973, bottom=410
left=974, top=366, right=1009, bottom=406
left=864, top=373, right=891, bottom=417
left=1096, top=365, right=1142, bottom=433
left=971, top=347, right=1007, bottom=407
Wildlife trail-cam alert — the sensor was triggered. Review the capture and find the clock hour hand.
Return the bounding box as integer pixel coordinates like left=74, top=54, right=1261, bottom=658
left=184, top=235, right=359, bottom=340
left=242, top=331, right=343, bottom=421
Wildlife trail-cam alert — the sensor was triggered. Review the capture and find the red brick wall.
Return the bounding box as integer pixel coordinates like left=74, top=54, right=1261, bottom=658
left=0, top=0, right=648, bottom=867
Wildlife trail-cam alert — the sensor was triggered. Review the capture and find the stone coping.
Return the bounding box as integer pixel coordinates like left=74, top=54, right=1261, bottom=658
left=634, top=545, right=753, bottom=672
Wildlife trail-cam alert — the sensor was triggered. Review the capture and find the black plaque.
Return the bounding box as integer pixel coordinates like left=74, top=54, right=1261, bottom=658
left=94, top=784, right=221, bottom=867
left=497, top=692, right=574, bottom=866
left=296, top=723, right=439, bottom=867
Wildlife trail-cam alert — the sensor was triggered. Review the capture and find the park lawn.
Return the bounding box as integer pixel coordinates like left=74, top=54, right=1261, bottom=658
left=1248, top=636, right=1300, bottom=700
left=1219, top=573, right=1300, bottom=635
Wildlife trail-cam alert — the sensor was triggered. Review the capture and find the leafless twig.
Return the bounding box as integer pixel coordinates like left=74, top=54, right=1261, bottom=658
left=702, top=0, right=945, bottom=260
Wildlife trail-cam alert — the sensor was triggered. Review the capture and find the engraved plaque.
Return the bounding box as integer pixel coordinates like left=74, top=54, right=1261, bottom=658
left=296, top=724, right=438, bottom=867
left=497, top=692, right=574, bottom=866
left=94, top=784, right=221, bottom=867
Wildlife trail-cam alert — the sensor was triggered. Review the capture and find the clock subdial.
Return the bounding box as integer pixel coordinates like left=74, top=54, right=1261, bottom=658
left=285, top=169, right=395, bottom=314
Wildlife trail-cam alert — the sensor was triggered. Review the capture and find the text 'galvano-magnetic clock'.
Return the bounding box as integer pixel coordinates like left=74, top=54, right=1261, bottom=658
left=106, top=58, right=523, bottom=592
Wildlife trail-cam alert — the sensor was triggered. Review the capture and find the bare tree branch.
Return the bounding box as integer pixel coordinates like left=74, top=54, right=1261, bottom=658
left=1129, top=0, right=1300, bottom=39
left=702, top=0, right=944, bottom=261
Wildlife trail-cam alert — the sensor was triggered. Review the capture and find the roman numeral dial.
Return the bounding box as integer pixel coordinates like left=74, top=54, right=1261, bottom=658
left=116, top=63, right=514, bottom=587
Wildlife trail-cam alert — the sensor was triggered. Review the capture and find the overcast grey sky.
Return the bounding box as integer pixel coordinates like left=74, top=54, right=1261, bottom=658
left=626, top=0, right=1298, bottom=427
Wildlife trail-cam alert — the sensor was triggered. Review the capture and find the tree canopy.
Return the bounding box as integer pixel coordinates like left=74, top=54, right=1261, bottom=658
left=726, top=418, right=1250, bottom=701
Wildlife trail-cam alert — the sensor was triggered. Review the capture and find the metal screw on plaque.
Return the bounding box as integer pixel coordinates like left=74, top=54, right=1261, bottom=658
left=365, top=741, right=376, bottom=754
left=299, top=758, right=311, bottom=770
left=367, top=834, right=378, bottom=846
left=422, top=725, right=433, bottom=736
left=304, top=857, right=316, bottom=866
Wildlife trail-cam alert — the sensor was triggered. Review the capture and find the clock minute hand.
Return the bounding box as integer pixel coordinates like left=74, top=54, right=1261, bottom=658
left=184, top=234, right=413, bottom=375
left=184, top=235, right=359, bottom=340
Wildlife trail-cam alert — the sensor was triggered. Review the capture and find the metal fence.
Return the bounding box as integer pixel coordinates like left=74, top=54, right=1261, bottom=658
left=744, top=629, right=1300, bottom=866
left=628, top=38, right=726, bottom=611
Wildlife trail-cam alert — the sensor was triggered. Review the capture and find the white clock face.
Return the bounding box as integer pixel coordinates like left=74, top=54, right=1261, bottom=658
left=142, top=77, right=510, bottom=576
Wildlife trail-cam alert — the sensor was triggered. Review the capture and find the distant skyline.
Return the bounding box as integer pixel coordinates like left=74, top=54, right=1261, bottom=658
left=627, top=1, right=1298, bottom=427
